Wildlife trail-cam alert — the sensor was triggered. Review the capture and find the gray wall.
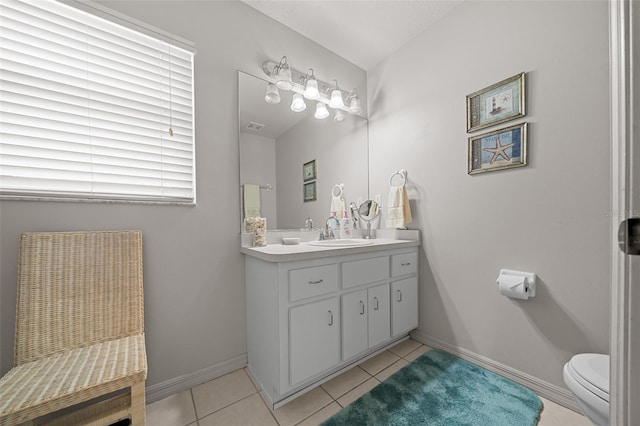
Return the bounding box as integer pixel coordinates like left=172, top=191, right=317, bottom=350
left=367, top=0, right=610, bottom=389
left=0, top=0, right=367, bottom=386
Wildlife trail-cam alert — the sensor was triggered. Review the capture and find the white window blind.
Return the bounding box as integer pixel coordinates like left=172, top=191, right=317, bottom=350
left=0, top=0, right=196, bottom=203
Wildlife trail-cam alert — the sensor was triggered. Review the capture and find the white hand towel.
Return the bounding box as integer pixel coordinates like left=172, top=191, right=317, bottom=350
left=330, top=195, right=345, bottom=218
left=243, top=184, right=261, bottom=218
left=386, top=185, right=412, bottom=228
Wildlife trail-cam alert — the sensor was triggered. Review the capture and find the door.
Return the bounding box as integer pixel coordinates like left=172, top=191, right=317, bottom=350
left=341, top=290, right=368, bottom=360
left=289, top=297, right=340, bottom=386
left=368, top=284, right=390, bottom=348
left=630, top=4, right=639, bottom=422
left=610, top=1, right=638, bottom=423
left=391, top=277, right=418, bottom=337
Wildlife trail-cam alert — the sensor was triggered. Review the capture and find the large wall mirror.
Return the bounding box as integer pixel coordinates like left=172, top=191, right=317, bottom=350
left=238, top=71, right=369, bottom=231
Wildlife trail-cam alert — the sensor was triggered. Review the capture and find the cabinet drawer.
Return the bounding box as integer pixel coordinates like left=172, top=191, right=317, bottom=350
left=391, top=252, right=417, bottom=277
left=342, top=256, right=389, bottom=289
left=289, top=264, right=339, bottom=302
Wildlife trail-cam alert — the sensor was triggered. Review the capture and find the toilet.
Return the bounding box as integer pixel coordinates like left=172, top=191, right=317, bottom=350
left=563, top=353, right=609, bottom=426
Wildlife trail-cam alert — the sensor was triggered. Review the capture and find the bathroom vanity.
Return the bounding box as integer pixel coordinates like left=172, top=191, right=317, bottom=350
left=242, top=236, right=419, bottom=407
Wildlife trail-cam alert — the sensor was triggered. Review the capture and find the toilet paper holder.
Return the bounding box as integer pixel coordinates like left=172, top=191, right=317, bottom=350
left=497, top=269, right=537, bottom=298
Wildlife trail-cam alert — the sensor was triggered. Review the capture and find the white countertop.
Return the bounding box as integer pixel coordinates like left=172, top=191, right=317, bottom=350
left=241, top=237, right=420, bottom=262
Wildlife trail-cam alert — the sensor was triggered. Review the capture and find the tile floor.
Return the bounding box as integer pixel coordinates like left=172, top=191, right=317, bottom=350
left=146, top=339, right=591, bottom=426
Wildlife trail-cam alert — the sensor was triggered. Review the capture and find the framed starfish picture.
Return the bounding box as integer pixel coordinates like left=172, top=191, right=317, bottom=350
left=468, top=123, right=528, bottom=174
left=466, top=73, right=525, bottom=133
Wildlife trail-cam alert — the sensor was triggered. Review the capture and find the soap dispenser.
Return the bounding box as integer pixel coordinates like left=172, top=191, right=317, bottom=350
left=340, top=211, right=352, bottom=239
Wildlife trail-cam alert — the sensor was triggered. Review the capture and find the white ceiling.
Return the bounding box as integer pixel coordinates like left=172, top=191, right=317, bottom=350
left=243, top=0, right=462, bottom=71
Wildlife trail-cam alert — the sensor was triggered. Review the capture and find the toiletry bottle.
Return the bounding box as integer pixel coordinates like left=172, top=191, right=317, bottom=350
left=340, top=211, right=352, bottom=239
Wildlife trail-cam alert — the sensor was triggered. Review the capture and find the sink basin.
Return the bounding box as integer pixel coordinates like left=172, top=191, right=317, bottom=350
left=307, top=239, right=374, bottom=247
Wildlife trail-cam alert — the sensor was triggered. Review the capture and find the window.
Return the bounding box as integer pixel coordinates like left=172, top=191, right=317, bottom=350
left=0, top=0, right=196, bottom=204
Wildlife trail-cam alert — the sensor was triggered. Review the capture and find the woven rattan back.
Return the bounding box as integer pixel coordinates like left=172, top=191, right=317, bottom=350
left=14, top=230, right=144, bottom=366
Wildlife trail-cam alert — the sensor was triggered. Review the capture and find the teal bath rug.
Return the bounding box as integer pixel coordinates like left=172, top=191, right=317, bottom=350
left=322, top=349, right=542, bottom=426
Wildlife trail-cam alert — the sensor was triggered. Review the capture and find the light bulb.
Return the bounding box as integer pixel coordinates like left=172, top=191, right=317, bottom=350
left=334, top=109, right=345, bottom=122
left=315, top=102, right=329, bottom=119
left=349, top=96, right=362, bottom=114
left=264, top=83, right=281, bottom=104
left=304, top=78, right=319, bottom=100
left=291, top=93, right=306, bottom=112
left=329, top=88, right=344, bottom=109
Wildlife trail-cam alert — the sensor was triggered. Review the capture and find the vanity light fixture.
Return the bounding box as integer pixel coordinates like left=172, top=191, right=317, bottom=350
left=264, top=83, right=281, bottom=104
left=346, top=89, right=362, bottom=115
left=274, top=56, right=293, bottom=90
left=304, top=69, right=320, bottom=100
left=262, top=56, right=364, bottom=120
left=328, top=80, right=345, bottom=109
left=349, top=97, right=362, bottom=114
left=291, top=93, right=307, bottom=112
left=315, top=102, right=329, bottom=119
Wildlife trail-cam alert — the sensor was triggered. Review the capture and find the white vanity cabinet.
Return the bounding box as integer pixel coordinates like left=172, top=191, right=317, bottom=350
left=244, top=243, right=419, bottom=407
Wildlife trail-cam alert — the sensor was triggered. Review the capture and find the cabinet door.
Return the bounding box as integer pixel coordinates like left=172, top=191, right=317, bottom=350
left=290, top=297, right=340, bottom=386
left=391, top=277, right=418, bottom=337
left=341, top=290, right=368, bottom=360
left=368, top=284, right=390, bottom=348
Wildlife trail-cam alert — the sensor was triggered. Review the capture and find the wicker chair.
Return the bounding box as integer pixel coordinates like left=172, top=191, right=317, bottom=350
left=0, top=231, right=147, bottom=426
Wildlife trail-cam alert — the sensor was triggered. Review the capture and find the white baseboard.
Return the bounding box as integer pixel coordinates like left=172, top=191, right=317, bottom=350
left=145, top=354, right=248, bottom=403
left=145, top=334, right=582, bottom=413
left=410, top=330, right=582, bottom=413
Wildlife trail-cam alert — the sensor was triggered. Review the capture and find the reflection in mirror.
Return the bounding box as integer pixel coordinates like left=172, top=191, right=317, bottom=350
left=358, top=199, right=380, bottom=221
left=239, top=71, right=369, bottom=231
left=358, top=200, right=380, bottom=239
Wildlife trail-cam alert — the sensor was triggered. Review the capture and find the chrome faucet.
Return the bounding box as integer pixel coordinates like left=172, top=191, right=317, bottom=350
left=321, top=216, right=340, bottom=240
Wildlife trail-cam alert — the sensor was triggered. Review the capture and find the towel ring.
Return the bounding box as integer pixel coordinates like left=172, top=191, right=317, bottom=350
left=332, top=183, right=344, bottom=197
left=389, top=170, right=407, bottom=187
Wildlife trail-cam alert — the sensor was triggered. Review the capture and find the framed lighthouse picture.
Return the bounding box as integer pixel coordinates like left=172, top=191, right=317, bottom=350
left=466, top=72, right=525, bottom=133
left=468, top=123, right=528, bottom=174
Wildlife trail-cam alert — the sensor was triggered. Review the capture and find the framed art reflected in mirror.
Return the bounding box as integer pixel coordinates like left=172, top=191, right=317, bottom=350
left=303, top=181, right=317, bottom=202
left=303, top=159, right=316, bottom=182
